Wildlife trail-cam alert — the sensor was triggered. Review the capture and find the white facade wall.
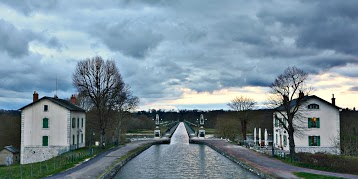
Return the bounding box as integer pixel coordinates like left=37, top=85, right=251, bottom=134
left=20, top=99, right=86, bottom=164
left=69, top=111, right=86, bottom=149
left=273, top=98, right=340, bottom=154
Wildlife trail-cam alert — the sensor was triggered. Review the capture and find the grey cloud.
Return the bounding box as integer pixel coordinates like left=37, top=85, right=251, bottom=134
left=1, top=0, right=58, bottom=14
left=91, top=21, right=163, bottom=58
left=0, top=19, right=34, bottom=57
left=350, top=86, right=358, bottom=91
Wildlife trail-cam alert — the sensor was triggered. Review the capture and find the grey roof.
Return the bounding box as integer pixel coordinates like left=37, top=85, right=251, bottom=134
left=19, top=96, right=85, bottom=112
left=276, top=95, right=340, bottom=111
left=3, top=146, right=19, bottom=154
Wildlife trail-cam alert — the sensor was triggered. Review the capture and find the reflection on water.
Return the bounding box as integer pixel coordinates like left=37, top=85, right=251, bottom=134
left=115, top=123, right=258, bottom=179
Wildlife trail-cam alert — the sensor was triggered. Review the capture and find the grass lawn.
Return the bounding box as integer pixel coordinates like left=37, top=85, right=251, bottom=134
left=294, top=172, right=345, bottom=179
left=0, top=145, right=117, bottom=179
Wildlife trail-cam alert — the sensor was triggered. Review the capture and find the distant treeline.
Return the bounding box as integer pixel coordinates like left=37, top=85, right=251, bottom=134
left=0, top=110, right=21, bottom=150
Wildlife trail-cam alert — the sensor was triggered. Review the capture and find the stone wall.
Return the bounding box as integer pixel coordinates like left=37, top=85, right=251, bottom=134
left=296, top=147, right=340, bottom=155
left=22, top=146, right=69, bottom=164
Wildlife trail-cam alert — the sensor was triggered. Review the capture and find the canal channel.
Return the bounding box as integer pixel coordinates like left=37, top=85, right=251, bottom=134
left=115, top=123, right=259, bottom=179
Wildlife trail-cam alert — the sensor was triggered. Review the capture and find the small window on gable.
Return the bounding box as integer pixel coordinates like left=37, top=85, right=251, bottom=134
left=44, top=105, right=48, bottom=111
left=308, top=103, right=319, bottom=109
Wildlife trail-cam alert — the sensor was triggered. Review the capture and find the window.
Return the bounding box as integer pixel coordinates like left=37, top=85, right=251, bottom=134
left=77, top=118, right=79, bottom=128
left=283, top=135, right=287, bottom=146
left=275, top=134, right=278, bottom=145
left=43, top=118, right=49, bottom=128
left=44, top=105, right=48, bottom=111
left=308, top=103, right=319, bottom=109
left=73, top=135, right=75, bottom=145
left=42, top=136, right=48, bottom=146
left=308, top=136, right=320, bottom=146
left=72, top=118, right=76, bottom=128
left=275, top=118, right=279, bottom=127
left=308, top=117, right=320, bottom=128
left=81, top=118, right=84, bottom=128
left=81, top=134, right=83, bottom=143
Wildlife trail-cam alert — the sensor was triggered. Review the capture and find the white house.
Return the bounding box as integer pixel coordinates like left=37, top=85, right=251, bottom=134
left=273, top=94, right=340, bottom=154
left=19, top=92, right=86, bottom=164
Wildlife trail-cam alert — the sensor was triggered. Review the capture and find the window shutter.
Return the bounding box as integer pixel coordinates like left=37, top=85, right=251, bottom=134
left=43, top=118, right=49, bottom=128
left=308, top=118, right=312, bottom=128
left=318, top=136, right=320, bottom=146
left=317, top=118, right=320, bottom=128
left=308, top=136, right=311, bottom=146
left=42, top=136, right=48, bottom=146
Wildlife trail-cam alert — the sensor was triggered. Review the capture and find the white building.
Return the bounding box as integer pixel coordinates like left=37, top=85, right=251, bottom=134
left=273, top=94, right=340, bottom=154
left=19, top=92, right=86, bottom=164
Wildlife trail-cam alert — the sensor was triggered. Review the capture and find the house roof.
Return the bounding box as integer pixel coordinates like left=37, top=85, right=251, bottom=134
left=19, top=96, right=85, bottom=112
left=2, top=146, right=19, bottom=154
left=276, top=95, right=340, bottom=111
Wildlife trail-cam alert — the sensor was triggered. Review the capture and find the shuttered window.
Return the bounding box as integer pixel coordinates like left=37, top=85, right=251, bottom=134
left=308, top=136, right=320, bottom=146
left=72, top=118, right=76, bottom=128
left=308, top=118, right=320, bottom=128
left=77, top=118, right=79, bottom=128
left=42, top=136, right=48, bottom=146
left=81, top=118, right=84, bottom=128
left=43, top=118, right=49, bottom=128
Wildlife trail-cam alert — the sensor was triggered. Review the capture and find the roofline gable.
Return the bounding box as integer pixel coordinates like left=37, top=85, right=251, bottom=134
left=275, top=95, right=340, bottom=111
left=19, top=96, right=85, bottom=112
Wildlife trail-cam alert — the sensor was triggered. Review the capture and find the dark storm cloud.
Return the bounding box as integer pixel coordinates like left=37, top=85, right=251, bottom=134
left=91, top=21, right=163, bottom=58
left=1, top=0, right=358, bottom=110
left=0, top=19, right=33, bottom=57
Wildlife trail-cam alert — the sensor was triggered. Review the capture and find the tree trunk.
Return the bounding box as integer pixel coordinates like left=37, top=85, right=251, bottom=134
left=288, top=129, right=295, bottom=157
left=241, top=120, right=247, bottom=140
left=100, top=129, right=106, bottom=148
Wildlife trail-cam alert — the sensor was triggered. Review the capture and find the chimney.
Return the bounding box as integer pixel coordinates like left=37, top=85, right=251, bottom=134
left=299, top=91, right=304, bottom=98
left=70, top=95, right=76, bottom=104
left=331, top=94, right=336, bottom=106
left=33, top=91, right=39, bottom=102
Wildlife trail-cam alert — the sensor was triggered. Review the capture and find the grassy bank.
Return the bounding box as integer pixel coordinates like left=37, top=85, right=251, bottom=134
left=0, top=145, right=117, bottom=179
left=281, top=153, right=358, bottom=175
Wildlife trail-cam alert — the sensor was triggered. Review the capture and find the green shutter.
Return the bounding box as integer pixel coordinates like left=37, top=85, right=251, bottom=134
left=308, top=136, right=311, bottom=146
left=317, top=118, right=320, bottom=128
left=43, top=118, right=48, bottom=128
left=42, top=136, right=48, bottom=146
left=318, top=136, right=320, bottom=146
left=72, top=118, right=75, bottom=128
left=308, top=118, right=312, bottom=128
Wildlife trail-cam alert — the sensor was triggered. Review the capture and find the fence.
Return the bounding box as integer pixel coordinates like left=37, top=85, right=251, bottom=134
left=0, top=147, right=104, bottom=179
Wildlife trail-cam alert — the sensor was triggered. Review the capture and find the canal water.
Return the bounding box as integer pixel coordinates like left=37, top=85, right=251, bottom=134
left=115, top=123, right=259, bottom=179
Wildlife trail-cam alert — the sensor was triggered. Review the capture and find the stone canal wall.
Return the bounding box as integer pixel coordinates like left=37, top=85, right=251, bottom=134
left=190, top=139, right=274, bottom=179
left=100, top=139, right=170, bottom=179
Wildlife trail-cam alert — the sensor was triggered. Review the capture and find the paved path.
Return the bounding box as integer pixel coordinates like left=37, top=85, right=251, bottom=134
left=46, top=139, right=165, bottom=179
left=192, top=138, right=358, bottom=179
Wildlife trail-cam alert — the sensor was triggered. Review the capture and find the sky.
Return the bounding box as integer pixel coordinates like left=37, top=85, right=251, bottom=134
left=0, top=0, right=358, bottom=111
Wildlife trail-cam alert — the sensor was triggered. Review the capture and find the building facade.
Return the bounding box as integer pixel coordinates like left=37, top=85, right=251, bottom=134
left=273, top=95, right=340, bottom=154
left=20, top=92, right=86, bottom=164
left=0, top=146, right=20, bottom=165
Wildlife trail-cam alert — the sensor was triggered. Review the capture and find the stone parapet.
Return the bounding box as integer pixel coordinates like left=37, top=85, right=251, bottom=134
left=22, top=146, right=69, bottom=164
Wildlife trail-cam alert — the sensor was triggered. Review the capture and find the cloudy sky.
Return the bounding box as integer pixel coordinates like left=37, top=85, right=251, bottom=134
left=1, top=0, right=358, bottom=111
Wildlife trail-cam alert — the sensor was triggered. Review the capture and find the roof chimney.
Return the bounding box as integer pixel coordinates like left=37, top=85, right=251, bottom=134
left=299, top=91, right=304, bottom=98
left=331, top=94, right=336, bottom=106
left=70, top=94, right=76, bottom=104
left=33, top=91, right=39, bottom=102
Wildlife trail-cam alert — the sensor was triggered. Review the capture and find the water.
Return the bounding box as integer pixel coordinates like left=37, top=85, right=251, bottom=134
left=115, top=123, right=259, bottom=179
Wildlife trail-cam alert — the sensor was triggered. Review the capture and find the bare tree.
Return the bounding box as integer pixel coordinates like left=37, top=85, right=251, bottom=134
left=227, top=96, right=256, bottom=140
left=269, top=66, right=311, bottom=156
left=73, top=56, right=126, bottom=147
